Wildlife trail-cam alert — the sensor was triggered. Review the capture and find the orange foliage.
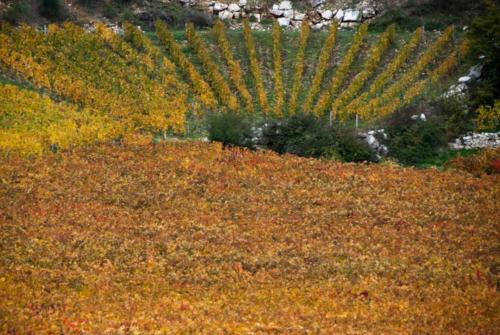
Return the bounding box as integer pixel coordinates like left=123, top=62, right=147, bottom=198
left=0, top=141, right=498, bottom=333
left=446, top=148, right=500, bottom=176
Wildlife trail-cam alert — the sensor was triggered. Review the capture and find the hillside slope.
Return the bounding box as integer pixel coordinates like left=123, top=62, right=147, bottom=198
left=0, top=0, right=483, bottom=30
left=0, top=139, right=498, bottom=333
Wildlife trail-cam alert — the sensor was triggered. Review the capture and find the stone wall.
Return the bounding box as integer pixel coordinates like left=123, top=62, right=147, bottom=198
left=181, top=0, right=382, bottom=30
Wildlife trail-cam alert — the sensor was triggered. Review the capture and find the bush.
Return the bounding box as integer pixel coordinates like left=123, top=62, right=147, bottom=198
left=371, top=0, right=483, bottom=32
left=185, top=8, right=214, bottom=28
left=382, top=105, right=447, bottom=165
left=103, top=2, right=118, bottom=19
left=475, top=101, right=500, bottom=132
left=260, top=113, right=376, bottom=162
left=445, top=148, right=500, bottom=176
left=467, top=2, right=500, bottom=108
left=157, top=2, right=213, bottom=29
left=39, top=0, right=67, bottom=21
left=382, top=99, right=475, bottom=166
left=207, top=112, right=254, bottom=149
left=5, top=0, right=36, bottom=24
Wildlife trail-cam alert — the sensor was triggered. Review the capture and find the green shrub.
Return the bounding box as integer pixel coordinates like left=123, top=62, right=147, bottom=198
left=207, top=112, right=254, bottom=149
left=39, top=0, right=67, bottom=21
left=475, top=101, right=500, bottom=132
left=381, top=96, right=478, bottom=166
left=5, top=0, right=36, bottom=24
left=371, top=0, right=482, bottom=32
left=467, top=1, right=500, bottom=108
left=103, top=2, right=118, bottom=19
left=155, top=2, right=212, bottom=29
left=382, top=106, right=448, bottom=165
left=260, top=114, right=376, bottom=162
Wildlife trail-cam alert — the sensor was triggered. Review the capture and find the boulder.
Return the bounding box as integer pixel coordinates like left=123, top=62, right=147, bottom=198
left=283, top=9, right=294, bottom=18
left=313, top=22, right=325, bottom=30
left=343, top=9, right=361, bottom=22
left=320, top=9, right=333, bottom=20
left=213, top=2, right=228, bottom=11
left=278, top=1, right=292, bottom=10
left=291, top=20, right=303, bottom=28
left=218, top=10, right=233, bottom=20
left=468, top=64, right=482, bottom=79
left=278, top=17, right=291, bottom=26
left=444, top=83, right=468, bottom=98
left=458, top=76, right=471, bottom=83
left=334, top=9, right=344, bottom=21
left=270, top=9, right=284, bottom=17
left=294, top=12, right=306, bottom=20
left=239, top=0, right=247, bottom=6
left=228, top=3, right=240, bottom=12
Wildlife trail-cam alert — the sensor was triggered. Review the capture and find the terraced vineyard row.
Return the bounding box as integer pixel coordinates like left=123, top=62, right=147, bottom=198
left=0, top=20, right=468, bottom=155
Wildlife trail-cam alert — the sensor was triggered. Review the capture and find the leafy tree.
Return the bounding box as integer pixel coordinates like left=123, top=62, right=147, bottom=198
left=467, top=1, right=500, bottom=107
left=39, top=0, right=66, bottom=21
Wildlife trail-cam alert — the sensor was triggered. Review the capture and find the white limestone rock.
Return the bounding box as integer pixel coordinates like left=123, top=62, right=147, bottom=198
left=294, top=12, right=306, bottom=20
left=334, top=9, right=344, bottom=21
left=320, top=9, right=333, bottom=20
left=313, top=22, right=325, bottom=30
left=228, top=3, right=240, bottom=12
left=278, top=1, right=292, bottom=10
left=343, top=9, right=361, bottom=22
left=270, top=9, right=284, bottom=16
left=277, top=17, right=291, bottom=26
left=213, top=2, right=228, bottom=11
left=458, top=76, right=471, bottom=83
left=218, top=10, right=233, bottom=20
left=446, top=83, right=468, bottom=97
left=449, top=132, right=500, bottom=150
left=468, top=64, right=482, bottom=79
left=283, top=9, right=294, bottom=18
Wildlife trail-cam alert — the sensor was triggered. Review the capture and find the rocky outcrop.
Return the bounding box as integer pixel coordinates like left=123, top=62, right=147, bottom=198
left=359, top=129, right=388, bottom=159
left=444, top=64, right=483, bottom=98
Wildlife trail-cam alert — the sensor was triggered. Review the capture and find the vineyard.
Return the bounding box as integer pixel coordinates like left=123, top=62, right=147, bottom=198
left=0, top=140, right=499, bottom=333
left=0, top=20, right=469, bottom=155
left=1, top=17, right=498, bottom=333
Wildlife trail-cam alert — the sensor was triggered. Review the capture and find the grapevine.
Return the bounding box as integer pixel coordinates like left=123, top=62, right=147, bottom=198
left=243, top=19, right=269, bottom=114
left=288, top=20, right=310, bottom=115
left=272, top=20, right=284, bottom=117
left=312, top=22, right=368, bottom=117
left=301, top=23, right=338, bottom=113
left=186, top=23, right=239, bottom=112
